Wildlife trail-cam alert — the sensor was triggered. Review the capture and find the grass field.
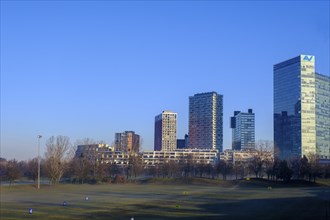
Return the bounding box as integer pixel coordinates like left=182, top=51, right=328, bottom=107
left=1, top=179, right=330, bottom=220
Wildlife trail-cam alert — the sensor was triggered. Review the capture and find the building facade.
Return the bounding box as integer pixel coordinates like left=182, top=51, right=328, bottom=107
left=75, top=145, right=219, bottom=168
left=76, top=144, right=130, bottom=165
left=316, top=73, right=330, bottom=162
left=154, top=111, right=177, bottom=151
left=274, top=55, right=330, bottom=162
left=230, top=109, right=255, bottom=150
left=143, top=148, right=219, bottom=166
left=177, top=134, right=189, bottom=149
left=220, top=149, right=273, bottom=165
left=188, top=92, right=223, bottom=151
left=115, top=131, right=140, bottom=154
left=177, top=139, right=186, bottom=149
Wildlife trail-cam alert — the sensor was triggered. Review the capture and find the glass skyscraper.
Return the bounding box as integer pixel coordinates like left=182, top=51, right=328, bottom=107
left=188, top=92, right=223, bottom=151
left=230, top=109, right=255, bottom=150
left=274, top=55, right=330, bottom=162
left=316, top=73, right=330, bottom=161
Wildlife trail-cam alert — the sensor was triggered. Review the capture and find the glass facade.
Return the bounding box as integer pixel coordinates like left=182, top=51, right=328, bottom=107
left=316, top=73, right=330, bottom=160
left=231, top=109, right=255, bottom=150
left=274, top=56, right=302, bottom=160
left=188, top=92, right=223, bottom=151
left=274, top=55, right=329, bottom=162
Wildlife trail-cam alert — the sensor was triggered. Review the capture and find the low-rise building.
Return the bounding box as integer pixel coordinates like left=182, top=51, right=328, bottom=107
left=220, top=149, right=273, bottom=164
left=142, top=148, right=219, bottom=166
left=219, top=150, right=234, bottom=162
left=76, top=145, right=220, bottom=167
left=76, top=144, right=131, bottom=165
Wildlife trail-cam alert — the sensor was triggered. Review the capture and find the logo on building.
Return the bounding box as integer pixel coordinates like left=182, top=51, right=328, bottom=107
left=303, top=55, right=313, bottom=61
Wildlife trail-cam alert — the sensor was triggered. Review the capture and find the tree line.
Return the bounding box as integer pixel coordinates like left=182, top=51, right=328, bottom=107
left=1, top=135, right=330, bottom=185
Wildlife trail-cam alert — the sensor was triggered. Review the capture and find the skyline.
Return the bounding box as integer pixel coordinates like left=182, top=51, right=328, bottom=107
left=1, top=1, right=329, bottom=160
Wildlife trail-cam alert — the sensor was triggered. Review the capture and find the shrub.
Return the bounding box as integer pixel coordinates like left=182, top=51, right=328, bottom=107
left=113, top=175, right=125, bottom=184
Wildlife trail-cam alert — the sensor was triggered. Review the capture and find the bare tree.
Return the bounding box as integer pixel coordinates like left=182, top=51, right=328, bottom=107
left=145, top=165, right=157, bottom=177
left=249, top=154, right=263, bottom=178
left=128, top=154, right=143, bottom=179
left=306, top=153, right=321, bottom=183
left=74, top=139, right=112, bottom=182
left=160, top=161, right=170, bottom=178
left=323, top=164, right=330, bottom=178
left=27, top=158, right=38, bottom=182
left=264, top=157, right=275, bottom=180
left=276, top=160, right=293, bottom=181
left=232, top=162, right=245, bottom=180
left=256, top=140, right=274, bottom=152
left=0, top=158, right=7, bottom=181
left=250, top=140, right=274, bottom=178
left=44, top=135, right=72, bottom=184
left=180, top=154, right=196, bottom=177
left=18, top=160, right=29, bottom=179
left=168, top=160, right=179, bottom=177
left=196, top=162, right=207, bottom=178
left=216, top=160, right=232, bottom=180
left=70, top=157, right=91, bottom=183
left=95, top=162, right=108, bottom=182
left=108, top=163, right=121, bottom=178
left=299, top=156, right=310, bottom=180
left=158, top=160, right=179, bottom=178
left=205, top=163, right=216, bottom=179
left=6, top=159, right=21, bottom=186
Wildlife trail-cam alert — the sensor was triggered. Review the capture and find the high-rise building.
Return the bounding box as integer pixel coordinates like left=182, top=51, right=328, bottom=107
left=115, top=131, right=140, bottom=154
left=274, top=55, right=330, bottom=162
left=188, top=92, right=223, bottom=151
left=230, top=109, right=255, bottom=150
left=177, top=134, right=188, bottom=149
left=154, top=111, right=177, bottom=151
left=176, top=139, right=186, bottom=149
left=316, top=73, right=330, bottom=162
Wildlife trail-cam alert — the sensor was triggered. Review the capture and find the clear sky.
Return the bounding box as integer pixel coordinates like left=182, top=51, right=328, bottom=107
left=1, top=1, right=329, bottom=161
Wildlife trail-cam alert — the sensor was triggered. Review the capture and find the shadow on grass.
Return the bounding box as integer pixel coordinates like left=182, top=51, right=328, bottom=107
left=200, top=197, right=329, bottom=220
left=86, top=193, right=330, bottom=220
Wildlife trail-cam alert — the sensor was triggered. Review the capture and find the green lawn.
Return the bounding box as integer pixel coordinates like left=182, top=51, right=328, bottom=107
left=1, top=179, right=329, bottom=219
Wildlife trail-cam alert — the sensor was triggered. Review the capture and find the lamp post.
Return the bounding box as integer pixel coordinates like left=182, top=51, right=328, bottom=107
left=37, top=135, right=42, bottom=189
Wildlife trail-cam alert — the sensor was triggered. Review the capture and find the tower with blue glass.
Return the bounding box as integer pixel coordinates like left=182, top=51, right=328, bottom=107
left=274, top=55, right=329, bottom=162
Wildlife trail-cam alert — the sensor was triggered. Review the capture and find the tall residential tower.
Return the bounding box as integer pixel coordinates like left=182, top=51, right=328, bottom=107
left=188, top=92, right=223, bottom=151
left=274, top=55, right=329, bottom=162
left=115, top=131, right=140, bottom=154
left=154, top=111, right=177, bottom=151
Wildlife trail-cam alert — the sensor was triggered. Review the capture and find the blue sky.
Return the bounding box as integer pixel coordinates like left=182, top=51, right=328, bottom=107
left=1, top=1, right=329, bottom=160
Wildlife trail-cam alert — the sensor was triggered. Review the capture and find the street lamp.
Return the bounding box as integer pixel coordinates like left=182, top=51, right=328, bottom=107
left=37, top=135, right=42, bottom=189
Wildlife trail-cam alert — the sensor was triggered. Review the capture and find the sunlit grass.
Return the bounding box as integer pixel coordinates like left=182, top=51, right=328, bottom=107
left=1, top=180, right=329, bottom=219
